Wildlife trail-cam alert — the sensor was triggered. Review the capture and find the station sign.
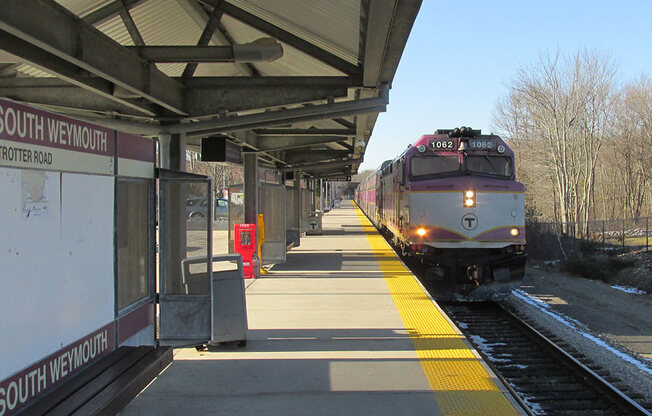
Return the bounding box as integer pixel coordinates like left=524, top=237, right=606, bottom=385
left=118, top=132, right=155, bottom=178
left=0, top=99, right=115, bottom=175
left=0, top=323, right=115, bottom=416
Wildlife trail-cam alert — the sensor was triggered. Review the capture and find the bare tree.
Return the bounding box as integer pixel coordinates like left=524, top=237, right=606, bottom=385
left=186, top=150, right=244, bottom=197
left=609, top=74, right=652, bottom=218
left=494, top=49, right=616, bottom=231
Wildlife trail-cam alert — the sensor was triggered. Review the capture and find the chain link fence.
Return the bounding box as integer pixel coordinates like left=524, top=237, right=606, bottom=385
left=526, top=217, right=650, bottom=260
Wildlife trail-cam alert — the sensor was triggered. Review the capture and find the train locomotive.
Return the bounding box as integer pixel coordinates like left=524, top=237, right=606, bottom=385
left=356, top=127, right=526, bottom=300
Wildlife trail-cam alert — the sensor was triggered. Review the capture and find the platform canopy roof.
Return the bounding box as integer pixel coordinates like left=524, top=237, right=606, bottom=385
left=0, top=0, right=421, bottom=178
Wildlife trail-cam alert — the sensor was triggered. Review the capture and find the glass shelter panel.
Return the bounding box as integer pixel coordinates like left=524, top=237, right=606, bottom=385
left=286, top=186, right=300, bottom=248
left=116, top=179, right=153, bottom=310
left=160, top=179, right=211, bottom=295
left=260, top=183, right=286, bottom=265
left=158, top=171, right=212, bottom=346
left=301, top=189, right=313, bottom=232
left=227, top=184, right=245, bottom=253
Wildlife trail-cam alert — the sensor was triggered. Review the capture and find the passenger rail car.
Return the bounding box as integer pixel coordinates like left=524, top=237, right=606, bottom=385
left=356, top=127, right=526, bottom=300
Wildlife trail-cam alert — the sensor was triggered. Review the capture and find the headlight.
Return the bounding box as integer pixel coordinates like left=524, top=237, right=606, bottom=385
left=463, top=189, right=475, bottom=207
left=510, top=228, right=519, bottom=237
left=416, top=227, right=427, bottom=237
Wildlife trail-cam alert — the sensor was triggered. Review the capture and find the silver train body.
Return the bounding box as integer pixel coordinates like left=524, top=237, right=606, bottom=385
left=356, top=129, right=526, bottom=300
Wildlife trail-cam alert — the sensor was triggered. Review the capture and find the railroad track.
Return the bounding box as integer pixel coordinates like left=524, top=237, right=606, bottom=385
left=441, top=302, right=652, bottom=416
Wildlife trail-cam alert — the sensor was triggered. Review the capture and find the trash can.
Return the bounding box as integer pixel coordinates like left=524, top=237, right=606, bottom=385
left=180, top=254, right=248, bottom=345
left=306, top=211, right=323, bottom=235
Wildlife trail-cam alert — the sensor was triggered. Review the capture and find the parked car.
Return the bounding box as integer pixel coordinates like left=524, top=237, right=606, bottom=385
left=186, top=197, right=229, bottom=220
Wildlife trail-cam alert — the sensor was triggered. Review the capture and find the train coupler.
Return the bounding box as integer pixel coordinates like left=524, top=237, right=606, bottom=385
left=466, top=266, right=481, bottom=287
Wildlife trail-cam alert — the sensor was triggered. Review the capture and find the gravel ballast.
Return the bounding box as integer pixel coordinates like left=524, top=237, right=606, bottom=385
left=504, top=266, right=652, bottom=404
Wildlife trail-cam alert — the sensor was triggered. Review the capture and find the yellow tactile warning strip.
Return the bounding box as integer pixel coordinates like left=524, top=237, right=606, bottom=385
left=353, top=203, right=521, bottom=416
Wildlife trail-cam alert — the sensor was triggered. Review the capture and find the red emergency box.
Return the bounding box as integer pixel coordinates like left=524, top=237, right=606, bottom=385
left=234, top=223, right=257, bottom=279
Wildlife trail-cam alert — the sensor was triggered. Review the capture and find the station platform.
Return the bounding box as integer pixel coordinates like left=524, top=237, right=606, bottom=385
left=120, top=201, right=524, bottom=416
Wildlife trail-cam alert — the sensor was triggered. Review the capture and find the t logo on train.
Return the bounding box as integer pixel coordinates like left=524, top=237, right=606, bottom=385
left=355, top=127, right=526, bottom=301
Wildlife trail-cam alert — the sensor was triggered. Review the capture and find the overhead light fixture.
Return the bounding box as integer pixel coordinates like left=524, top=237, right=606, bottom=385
left=233, top=38, right=283, bottom=62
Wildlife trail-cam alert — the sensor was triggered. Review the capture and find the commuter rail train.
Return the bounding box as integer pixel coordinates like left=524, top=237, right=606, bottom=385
left=356, top=127, right=526, bottom=300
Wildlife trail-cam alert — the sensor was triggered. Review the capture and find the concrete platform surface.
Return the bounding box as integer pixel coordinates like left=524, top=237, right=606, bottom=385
left=120, top=201, right=523, bottom=416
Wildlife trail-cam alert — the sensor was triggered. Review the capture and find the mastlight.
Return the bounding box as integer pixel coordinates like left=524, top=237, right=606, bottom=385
left=463, top=189, right=475, bottom=207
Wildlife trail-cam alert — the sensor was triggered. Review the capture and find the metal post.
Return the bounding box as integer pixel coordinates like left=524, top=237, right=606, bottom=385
left=622, top=219, right=626, bottom=249
left=319, top=178, right=323, bottom=211
left=244, top=153, right=258, bottom=224
left=294, top=174, right=301, bottom=246
left=602, top=220, right=605, bottom=251
left=158, top=132, right=187, bottom=294
left=222, top=170, right=226, bottom=198
left=646, top=217, right=649, bottom=252
left=158, top=132, right=186, bottom=171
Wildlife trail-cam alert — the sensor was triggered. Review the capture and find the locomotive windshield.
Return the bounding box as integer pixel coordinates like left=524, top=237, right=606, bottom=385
left=465, top=155, right=513, bottom=177
left=410, top=155, right=460, bottom=177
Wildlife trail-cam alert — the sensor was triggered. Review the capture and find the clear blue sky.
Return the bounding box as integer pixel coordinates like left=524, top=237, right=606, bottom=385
left=360, top=0, right=652, bottom=171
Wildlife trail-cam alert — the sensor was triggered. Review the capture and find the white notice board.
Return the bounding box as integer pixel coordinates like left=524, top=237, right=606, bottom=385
left=0, top=167, right=115, bottom=379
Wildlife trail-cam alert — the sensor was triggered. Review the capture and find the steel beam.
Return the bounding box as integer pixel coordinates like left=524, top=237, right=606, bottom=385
left=183, top=4, right=224, bottom=77
left=0, top=31, right=158, bottom=116
left=184, top=103, right=386, bottom=137
left=128, top=44, right=282, bottom=63
left=71, top=116, right=161, bottom=135
left=255, top=128, right=356, bottom=137
left=170, top=85, right=388, bottom=136
left=0, top=77, right=157, bottom=117
left=204, top=0, right=361, bottom=76
left=0, top=0, right=185, bottom=115
left=184, top=85, right=349, bottom=116
left=119, top=0, right=145, bottom=46
left=83, top=0, right=147, bottom=26
left=181, top=76, right=359, bottom=88
left=183, top=105, right=387, bottom=137
left=281, top=158, right=356, bottom=172
left=283, top=150, right=350, bottom=165
left=257, top=136, right=345, bottom=152
left=336, top=140, right=354, bottom=151
left=175, top=0, right=254, bottom=76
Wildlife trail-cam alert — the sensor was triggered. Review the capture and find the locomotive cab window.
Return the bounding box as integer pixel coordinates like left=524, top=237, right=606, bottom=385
left=410, top=155, right=460, bottom=177
left=465, top=155, right=513, bottom=178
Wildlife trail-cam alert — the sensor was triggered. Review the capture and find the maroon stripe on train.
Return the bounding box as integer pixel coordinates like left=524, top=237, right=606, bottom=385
left=409, top=176, right=525, bottom=192
left=473, top=226, right=525, bottom=241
